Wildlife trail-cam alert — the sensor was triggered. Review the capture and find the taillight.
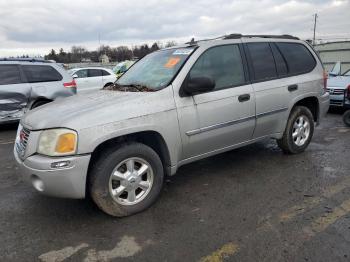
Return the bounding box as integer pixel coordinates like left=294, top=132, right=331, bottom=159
left=323, top=70, right=328, bottom=92
left=63, top=79, right=77, bottom=88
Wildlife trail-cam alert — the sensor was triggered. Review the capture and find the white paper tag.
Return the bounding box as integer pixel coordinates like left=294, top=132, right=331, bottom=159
left=172, top=49, right=194, bottom=55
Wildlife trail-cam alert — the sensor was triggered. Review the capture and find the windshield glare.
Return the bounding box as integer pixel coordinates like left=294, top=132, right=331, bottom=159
left=116, top=47, right=195, bottom=90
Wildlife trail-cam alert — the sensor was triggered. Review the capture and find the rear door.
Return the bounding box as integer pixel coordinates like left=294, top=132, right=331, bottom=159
left=0, top=64, right=31, bottom=122
left=244, top=41, right=290, bottom=138
left=21, top=64, right=63, bottom=99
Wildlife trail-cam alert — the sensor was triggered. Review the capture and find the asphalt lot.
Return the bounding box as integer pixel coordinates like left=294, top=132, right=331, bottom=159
left=1, top=112, right=350, bottom=262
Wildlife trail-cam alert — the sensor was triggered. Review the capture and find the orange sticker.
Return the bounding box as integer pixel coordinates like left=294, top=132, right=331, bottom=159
left=164, top=57, right=180, bottom=68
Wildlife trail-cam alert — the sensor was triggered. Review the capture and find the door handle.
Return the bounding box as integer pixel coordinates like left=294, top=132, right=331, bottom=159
left=288, top=84, right=298, bottom=92
left=238, top=94, right=250, bottom=102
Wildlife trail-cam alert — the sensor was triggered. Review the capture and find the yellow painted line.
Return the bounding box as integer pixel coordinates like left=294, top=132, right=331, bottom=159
left=199, top=243, right=239, bottom=262
left=279, top=177, right=350, bottom=222
left=304, top=198, right=350, bottom=236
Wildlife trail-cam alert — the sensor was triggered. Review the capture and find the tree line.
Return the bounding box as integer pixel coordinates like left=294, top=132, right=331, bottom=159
left=44, top=41, right=177, bottom=63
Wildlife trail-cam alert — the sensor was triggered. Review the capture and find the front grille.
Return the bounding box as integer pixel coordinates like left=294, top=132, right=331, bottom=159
left=330, top=99, right=344, bottom=106
left=15, top=126, right=31, bottom=157
left=327, top=88, right=345, bottom=95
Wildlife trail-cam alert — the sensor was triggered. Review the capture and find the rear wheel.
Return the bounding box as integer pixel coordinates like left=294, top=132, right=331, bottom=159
left=277, top=106, right=314, bottom=154
left=89, top=142, right=164, bottom=217
left=343, top=110, right=350, bottom=127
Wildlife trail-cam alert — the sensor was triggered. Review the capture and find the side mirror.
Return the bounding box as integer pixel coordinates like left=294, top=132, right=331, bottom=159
left=72, top=74, right=78, bottom=79
left=184, top=76, right=215, bottom=95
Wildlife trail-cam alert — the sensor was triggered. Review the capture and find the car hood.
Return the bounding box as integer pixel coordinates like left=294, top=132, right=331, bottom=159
left=328, top=76, right=350, bottom=88
left=22, top=88, right=175, bottom=130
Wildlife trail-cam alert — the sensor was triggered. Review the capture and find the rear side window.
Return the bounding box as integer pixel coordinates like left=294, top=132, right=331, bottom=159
left=189, top=45, right=246, bottom=91
left=88, top=69, right=102, bottom=77
left=0, top=65, right=22, bottom=85
left=102, top=70, right=111, bottom=76
left=22, top=65, right=63, bottom=83
left=270, top=44, right=288, bottom=77
left=276, top=43, right=316, bottom=75
left=247, top=43, right=277, bottom=81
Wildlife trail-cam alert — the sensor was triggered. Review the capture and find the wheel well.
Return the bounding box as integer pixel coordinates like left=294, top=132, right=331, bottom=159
left=104, top=82, right=113, bottom=87
left=31, top=98, right=52, bottom=109
left=294, top=97, right=319, bottom=122
left=89, top=131, right=172, bottom=176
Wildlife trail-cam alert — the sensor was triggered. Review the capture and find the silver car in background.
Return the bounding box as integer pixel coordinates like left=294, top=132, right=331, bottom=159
left=327, top=61, right=350, bottom=107
left=0, top=59, right=76, bottom=124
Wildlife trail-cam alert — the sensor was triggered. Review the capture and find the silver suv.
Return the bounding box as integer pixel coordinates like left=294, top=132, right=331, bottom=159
left=0, top=59, right=76, bottom=124
left=14, top=35, right=329, bottom=217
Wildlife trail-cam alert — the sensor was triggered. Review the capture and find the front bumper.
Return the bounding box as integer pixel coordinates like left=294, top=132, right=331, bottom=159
left=14, top=150, right=91, bottom=199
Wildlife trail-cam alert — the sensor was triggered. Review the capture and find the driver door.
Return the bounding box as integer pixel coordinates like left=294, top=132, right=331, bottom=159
left=177, top=44, right=256, bottom=159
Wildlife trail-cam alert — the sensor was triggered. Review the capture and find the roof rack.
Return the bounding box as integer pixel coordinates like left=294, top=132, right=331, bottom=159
left=0, top=58, right=53, bottom=63
left=224, top=34, right=299, bottom=40
left=186, top=34, right=299, bottom=44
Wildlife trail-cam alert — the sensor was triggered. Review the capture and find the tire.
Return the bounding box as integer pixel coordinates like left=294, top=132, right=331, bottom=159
left=31, top=100, right=50, bottom=109
left=277, top=106, right=314, bottom=154
left=343, top=110, right=350, bottom=127
left=89, top=142, right=164, bottom=217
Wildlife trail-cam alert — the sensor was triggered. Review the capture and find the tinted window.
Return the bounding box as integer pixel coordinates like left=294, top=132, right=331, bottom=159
left=88, top=69, right=102, bottom=77
left=189, top=45, right=245, bottom=91
left=270, top=44, right=288, bottom=77
left=0, top=65, right=22, bottom=85
left=75, top=69, right=88, bottom=78
left=247, top=43, right=277, bottom=81
left=276, top=43, right=316, bottom=75
left=22, top=65, right=62, bottom=83
left=102, top=70, right=110, bottom=76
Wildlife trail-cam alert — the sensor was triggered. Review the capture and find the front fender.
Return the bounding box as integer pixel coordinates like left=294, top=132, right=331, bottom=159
left=77, top=109, right=182, bottom=167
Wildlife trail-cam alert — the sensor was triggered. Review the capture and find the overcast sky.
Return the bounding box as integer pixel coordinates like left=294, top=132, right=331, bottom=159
left=0, top=0, right=349, bottom=57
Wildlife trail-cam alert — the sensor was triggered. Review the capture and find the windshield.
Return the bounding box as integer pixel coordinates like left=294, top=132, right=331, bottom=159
left=343, top=69, right=350, bottom=76
left=116, top=47, right=195, bottom=90
left=68, top=69, right=76, bottom=75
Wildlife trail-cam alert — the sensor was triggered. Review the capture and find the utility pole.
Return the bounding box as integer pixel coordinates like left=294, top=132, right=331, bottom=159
left=313, top=13, right=318, bottom=46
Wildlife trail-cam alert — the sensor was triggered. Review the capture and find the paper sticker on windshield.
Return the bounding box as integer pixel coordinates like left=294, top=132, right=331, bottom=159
left=172, top=49, right=194, bottom=55
left=164, top=57, right=180, bottom=68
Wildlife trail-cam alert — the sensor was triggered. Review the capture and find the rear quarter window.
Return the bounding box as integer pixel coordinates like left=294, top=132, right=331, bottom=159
left=102, top=70, right=111, bottom=76
left=276, top=43, right=316, bottom=75
left=0, top=65, right=22, bottom=85
left=22, top=65, right=63, bottom=83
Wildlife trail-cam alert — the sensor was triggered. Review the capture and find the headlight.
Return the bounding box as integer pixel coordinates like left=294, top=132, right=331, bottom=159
left=38, top=128, right=78, bottom=156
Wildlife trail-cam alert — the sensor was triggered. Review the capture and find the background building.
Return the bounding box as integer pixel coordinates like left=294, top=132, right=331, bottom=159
left=314, top=41, right=350, bottom=73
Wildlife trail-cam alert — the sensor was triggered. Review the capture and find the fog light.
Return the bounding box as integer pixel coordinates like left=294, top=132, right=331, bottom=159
left=31, top=175, right=44, bottom=192
left=51, top=160, right=70, bottom=169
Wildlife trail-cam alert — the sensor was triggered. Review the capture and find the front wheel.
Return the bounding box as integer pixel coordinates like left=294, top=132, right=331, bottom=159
left=343, top=110, right=350, bottom=127
left=277, top=106, right=314, bottom=154
left=89, top=142, right=164, bottom=217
